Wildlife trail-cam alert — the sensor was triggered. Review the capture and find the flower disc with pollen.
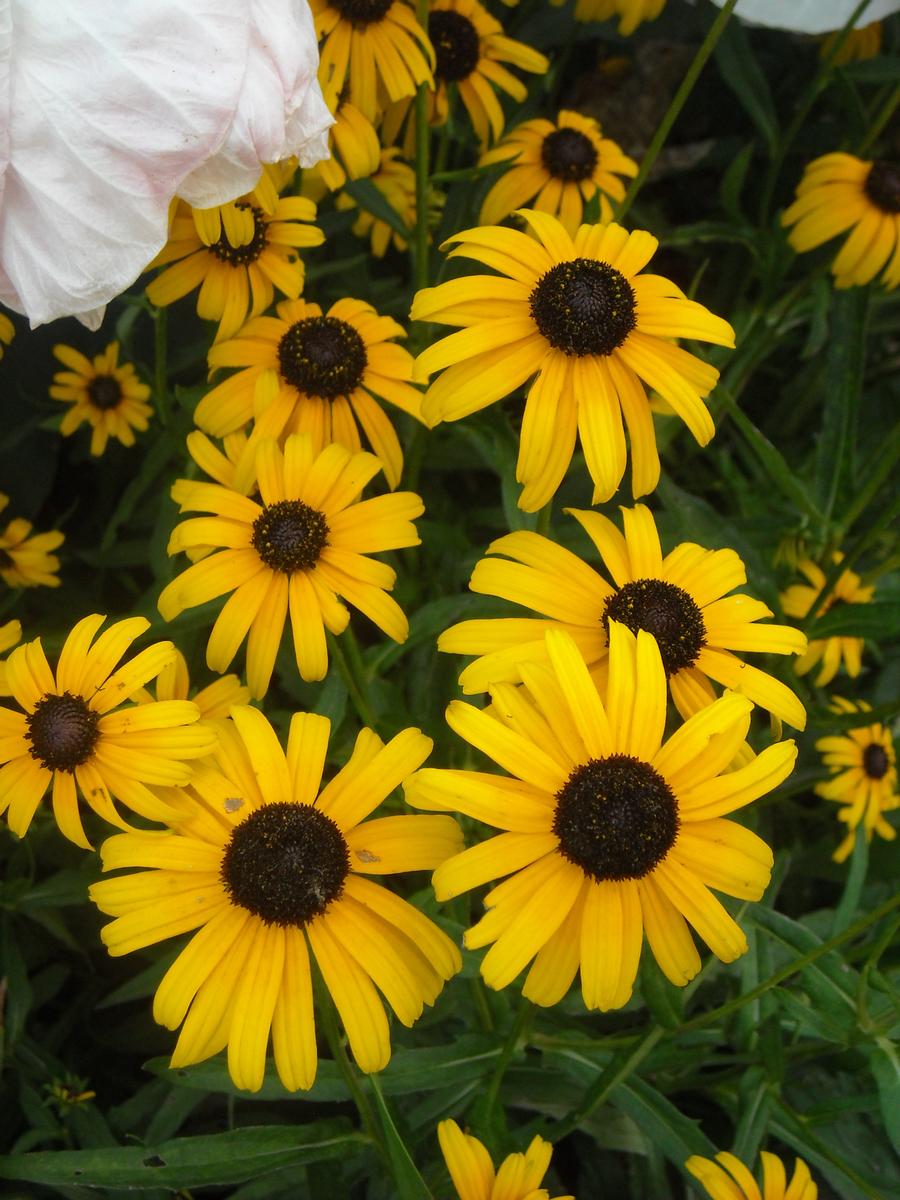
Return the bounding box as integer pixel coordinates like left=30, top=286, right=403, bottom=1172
left=277, top=315, right=368, bottom=399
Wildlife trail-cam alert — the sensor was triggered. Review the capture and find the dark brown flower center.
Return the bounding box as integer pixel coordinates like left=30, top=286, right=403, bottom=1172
left=27, top=692, right=100, bottom=772
left=603, top=579, right=707, bottom=677
left=220, top=802, right=350, bottom=925
left=429, top=10, right=480, bottom=82
left=331, top=0, right=393, bottom=26
left=251, top=500, right=329, bottom=574
left=208, top=203, right=268, bottom=266
left=541, top=128, right=598, bottom=183
left=530, top=258, right=636, bottom=356
left=863, top=743, right=889, bottom=780
left=87, top=375, right=123, bottom=411
left=277, top=315, right=368, bottom=399
left=863, top=161, right=900, bottom=214
left=553, top=754, right=678, bottom=881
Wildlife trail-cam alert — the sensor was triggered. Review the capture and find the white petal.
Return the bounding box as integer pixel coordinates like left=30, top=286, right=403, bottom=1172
left=709, top=0, right=900, bottom=32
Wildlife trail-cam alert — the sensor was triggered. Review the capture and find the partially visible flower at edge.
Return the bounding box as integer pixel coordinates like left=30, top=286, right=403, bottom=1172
left=0, top=310, right=14, bottom=357
left=0, top=494, right=64, bottom=589
left=0, top=619, right=22, bottom=694
left=820, top=20, right=882, bottom=62
left=686, top=1148, right=817, bottom=1200
left=51, top=342, right=152, bottom=456
left=781, top=553, right=874, bottom=686
left=336, top=149, right=417, bottom=258
left=815, top=697, right=898, bottom=862
left=438, top=1119, right=573, bottom=1200
left=573, top=0, right=667, bottom=35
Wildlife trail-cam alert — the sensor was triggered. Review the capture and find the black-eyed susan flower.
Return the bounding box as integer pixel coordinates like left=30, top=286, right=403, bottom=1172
left=781, top=553, right=874, bottom=686
left=131, top=648, right=250, bottom=720
left=158, top=435, right=423, bottom=698
left=146, top=179, right=323, bottom=344
left=335, top=148, right=418, bottom=258
left=440, top=504, right=807, bottom=728
left=0, top=619, right=22, bottom=695
left=0, top=615, right=216, bottom=848
left=0, top=495, right=64, bottom=589
left=317, top=100, right=381, bottom=191
left=574, top=0, right=666, bottom=32
left=312, top=0, right=434, bottom=123
left=50, top=342, right=152, bottom=456
left=438, top=1120, right=573, bottom=1200
left=426, top=0, right=548, bottom=145
left=0, top=310, right=14, bottom=358
left=90, top=705, right=462, bottom=1091
left=407, top=625, right=797, bottom=1007
left=189, top=163, right=288, bottom=250
left=200, top=296, right=424, bottom=489
left=782, top=153, right=900, bottom=290
left=687, top=1149, right=817, bottom=1200
left=820, top=20, right=882, bottom=63
left=412, top=211, right=735, bottom=510
left=479, top=110, right=637, bottom=235
left=815, top=697, right=897, bottom=863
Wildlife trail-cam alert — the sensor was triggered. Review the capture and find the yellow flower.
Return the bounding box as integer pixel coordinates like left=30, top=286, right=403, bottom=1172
left=146, top=170, right=323, bottom=343
left=815, top=697, right=898, bottom=863
left=317, top=100, right=381, bottom=191
left=130, top=648, right=250, bottom=720
left=820, top=21, right=882, bottom=65
left=441, top=504, right=807, bottom=728
left=426, top=0, right=548, bottom=145
left=782, top=153, right=900, bottom=290
left=50, top=342, right=152, bottom=456
left=201, top=296, right=424, bottom=489
left=407, top=625, right=797, bottom=1007
left=0, top=615, right=216, bottom=847
left=479, top=110, right=637, bottom=235
left=438, top=1120, right=573, bottom=1200
left=158, top=435, right=423, bottom=698
left=781, top=553, right=874, bottom=686
left=0, top=310, right=14, bottom=358
left=312, top=0, right=433, bottom=123
left=336, top=148, right=418, bottom=258
left=90, top=705, right=462, bottom=1092
left=0, top=494, right=64, bottom=589
left=574, top=0, right=667, bottom=33
left=0, top=619, right=22, bottom=695
left=412, top=210, right=735, bottom=510
left=686, top=1149, right=817, bottom=1200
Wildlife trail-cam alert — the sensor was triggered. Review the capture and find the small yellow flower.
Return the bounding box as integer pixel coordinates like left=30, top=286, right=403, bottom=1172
left=438, top=1120, right=573, bottom=1200
left=51, top=342, right=152, bottom=456
left=781, top=553, right=874, bottom=686
left=816, top=697, right=898, bottom=863
left=0, top=494, right=64, bottom=589
left=574, top=0, right=667, bottom=33
left=687, top=1149, right=817, bottom=1200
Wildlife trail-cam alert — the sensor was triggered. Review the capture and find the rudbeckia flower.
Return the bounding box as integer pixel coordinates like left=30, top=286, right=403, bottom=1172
left=130, top=648, right=250, bottom=721
left=781, top=553, right=874, bottom=686
left=50, top=342, right=152, bottom=456
left=574, top=0, right=667, bottom=33
left=317, top=100, right=381, bottom=192
left=0, top=615, right=216, bottom=847
left=412, top=211, right=735, bottom=510
left=335, top=148, right=418, bottom=259
left=0, top=494, right=64, bottom=589
left=441, top=505, right=807, bottom=728
left=686, top=1150, right=817, bottom=1200
left=815, top=698, right=898, bottom=862
left=0, top=311, right=14, bottom=358
left=199, top=296, right=424, bottom=489
left=479, top=111, right=637, bottom=235
left=0, top=619, right=22, bottom=695
left=407, top=626, right=797, bottom=1007
left=90, top=705, right=462, bottom=1091
left=146, top=179, right=324, bottom=345
left=158, top=435, right=424, bottom=698
left=0, top=1, right=332, bottom=328
left=820, top=20, right=882, bottom=62
left=438, top=1120, right=573, bottom=1200
left=782, top=153, right=900, bottom=290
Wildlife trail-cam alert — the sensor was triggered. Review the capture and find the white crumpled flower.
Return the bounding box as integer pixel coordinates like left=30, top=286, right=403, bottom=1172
left=0, top=0, right=332, bottom=329
left=709, top=0, right=900, bottom=33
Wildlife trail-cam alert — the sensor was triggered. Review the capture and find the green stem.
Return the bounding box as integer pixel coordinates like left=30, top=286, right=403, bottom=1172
left=535, top=501, right=553, bottom=538
left=859, top=83, right=900, bottom=156
left=316, top=975, right=382, bottom=1153
left=153, top=305, right=171, bottom=426
left=481, top=999, right=531, bottom=1128
left=616, top=0, right=739, bottom=223
left=413, top=0, right=431, bottom=293
left=329, top=631, right=380, bottom=731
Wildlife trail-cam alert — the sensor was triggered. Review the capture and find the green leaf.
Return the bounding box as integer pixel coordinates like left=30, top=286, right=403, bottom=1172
left=813, top=288, right=869, bottom=520
left=639, top=955, right=683, bottom=1031
left=831, top=825, right=870, bottom=935
left=612, top=1078, right=716, bottom=1163
left=343, top=177, right=410, bottom=240
left=840, top=56, right=900, bottom=84
left=870, top=1038, right=900, bottom=1154
left=0, top=1122, right=362, bottom=1190
left=368, top=1075, right=433, bottom=1200
left=719, top=142, right=755, bottom=223
left=807, top=601, right=900, bottom=641
left=713, top=20, right=779, bottom=154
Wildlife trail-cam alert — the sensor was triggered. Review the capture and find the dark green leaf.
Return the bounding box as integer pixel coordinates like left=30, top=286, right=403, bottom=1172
left=719, top=142, right=755, bottom=223
left=368, top=1075, right=433, bottom=1200
left=807, top=601, right=900, bottom=641
left=813, top=289, right=869, bottom=520
left=870, top=1039, right=900, bottom=1155
left=343, top=178, right=410, bottom=240
left=612, top=1078, right=717, bottom=1163
left=713, top=20, right=779, bottom=154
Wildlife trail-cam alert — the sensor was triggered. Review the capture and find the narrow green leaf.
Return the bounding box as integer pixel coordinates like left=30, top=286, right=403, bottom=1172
left=831, top=825, right=869, bottom=936
left=870, top=1038, right=900, bottom=1154
left=814, top=288, right=869, bottom=520
left=807, top=601, right=900, bottom=641
left=368, top=1075, right=433, bottom=1200
left=841, top=56, right=900, bottom=83
left=0, top=1122, right=362, bottom=1189
left=713, top=20, right=779, bottom=154
left=612, top=1078, right=717, bottom=1163
left=719, top=141, right=755, bottom=223
left=343, top=177, right=410, bottom=240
